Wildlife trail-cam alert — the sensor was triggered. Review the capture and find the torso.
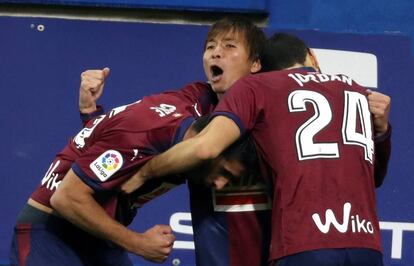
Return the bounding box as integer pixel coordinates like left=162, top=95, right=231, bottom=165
left=214, top=68, right=381, bottom=260
left=30, top=82, right=216, bottom=225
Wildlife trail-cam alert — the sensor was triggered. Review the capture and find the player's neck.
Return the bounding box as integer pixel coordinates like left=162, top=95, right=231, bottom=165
left=285, top=63, right=305, bottom=70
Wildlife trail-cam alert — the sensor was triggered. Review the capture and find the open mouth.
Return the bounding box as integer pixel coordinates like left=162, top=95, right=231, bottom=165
left=210, top=65, right=223, bottom=81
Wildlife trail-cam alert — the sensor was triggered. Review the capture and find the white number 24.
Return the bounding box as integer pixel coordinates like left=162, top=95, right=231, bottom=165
left=288, top=90, right=373, bottom=163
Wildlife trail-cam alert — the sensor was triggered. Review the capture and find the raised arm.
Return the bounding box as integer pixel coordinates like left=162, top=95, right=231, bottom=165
left=121, top=116, right=241, bottom=193
left=50, top=169, right=175, bottom=263
left=79, top=68, right=109, bottom=125
left=368, top=90, right=390, bottom=136
left=368, top=90, right=392, bottom=187
left=79, top=67, right=109, bottom=113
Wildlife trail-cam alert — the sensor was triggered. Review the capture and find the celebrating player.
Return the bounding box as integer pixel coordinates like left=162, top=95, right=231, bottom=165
left=126, top=32, right=391, bottom=265
left=78, top=17, right=391, bottom=266
left=78, top=17, right=272, bottom=266
left=10, top=77, right=260, bottom=265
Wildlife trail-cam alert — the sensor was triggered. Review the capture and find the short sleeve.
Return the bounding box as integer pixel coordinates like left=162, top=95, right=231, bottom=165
left=72, top=130, right=151, bottom=193
left=211, top=76, right=264, bottom=134
left=80, top=105, right=105, bottom=127
left=175, top=82, right=218, bottom=115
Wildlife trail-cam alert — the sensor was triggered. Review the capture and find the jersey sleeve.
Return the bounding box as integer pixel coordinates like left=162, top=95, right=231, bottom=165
left=211, top=77, right=264, bottom=134
left=175, top=82, right=218, bottom=116
left=71, top=129, right=153, bottom=193
left=80, top=105, right=105, bottom=127
left=72, top=96, right=196, bottom=193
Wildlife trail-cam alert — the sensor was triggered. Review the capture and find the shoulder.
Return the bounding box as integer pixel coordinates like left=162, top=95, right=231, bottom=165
left=172, top=81, right=218, bottom=115
left=157, top=81, right=214, bottom=101
left=229, top=73, right=273, bottom=95
left=178, top=81, right=216, bottom=99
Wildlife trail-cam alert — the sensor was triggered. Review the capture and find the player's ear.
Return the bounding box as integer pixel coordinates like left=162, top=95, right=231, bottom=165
left=250, top=59, right=261, bottom=74
left=214, top=176, right=229, bottom=190
left=307, top=48, right=321, bottom=72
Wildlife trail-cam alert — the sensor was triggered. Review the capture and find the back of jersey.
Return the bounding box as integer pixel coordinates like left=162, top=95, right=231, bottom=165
left=265, top=69, right=379, bottom=260
left=215, top=68, right=381, bottom=261
left=31, top=82, right=215, bottom=213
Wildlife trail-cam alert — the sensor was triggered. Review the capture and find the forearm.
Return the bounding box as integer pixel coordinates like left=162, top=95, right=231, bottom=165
left=121, top=116, right=241, bottom=194
left=374, top=124, right=392, bottom=187
left=60, top=195, right=133, bottom=249
left=120, top=139, right=208, bottom=194
left=142, top=116, right=240, bottom=179
left=141, top=136, right=209, bottom=179
left=50, top=170, right=143, bottom=253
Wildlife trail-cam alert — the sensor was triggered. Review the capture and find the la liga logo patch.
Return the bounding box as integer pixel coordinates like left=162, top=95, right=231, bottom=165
left=102, top=152, right=121, bottom=170
left=90, top=150, right=123, bottom=182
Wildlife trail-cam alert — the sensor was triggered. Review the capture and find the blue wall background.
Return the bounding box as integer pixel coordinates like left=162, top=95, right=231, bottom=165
left=268, top=0, right=414, bottom=52
left=1, top=1, right=414, bottom=265
left=2, top=0, right=414, bottom=52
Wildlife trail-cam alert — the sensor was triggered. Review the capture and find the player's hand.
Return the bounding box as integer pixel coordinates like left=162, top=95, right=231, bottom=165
left=367, top=90, right=391, bottom=136
left=131, top=225, right=175, bottom=263
left=79, top=67, right=110, bottom=113
left=120, top=170, right=146, bottom=194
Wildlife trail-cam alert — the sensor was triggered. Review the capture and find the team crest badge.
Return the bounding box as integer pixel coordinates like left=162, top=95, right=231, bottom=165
left=90, top=150, right=123, bottom=181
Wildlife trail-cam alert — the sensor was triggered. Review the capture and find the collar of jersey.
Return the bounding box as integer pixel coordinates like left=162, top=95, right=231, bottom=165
left=296, top=66, right=318, bottom=72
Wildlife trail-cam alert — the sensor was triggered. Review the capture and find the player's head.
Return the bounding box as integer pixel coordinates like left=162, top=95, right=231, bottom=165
left=210, top=134, right=259, bottom=189
left=203, top=16, right=265, bottom=98
left=187, top=134, right=259, bottom=190
left=260, top=32, right=320, bottom=72
left=186, top=116, right=259, bottom=189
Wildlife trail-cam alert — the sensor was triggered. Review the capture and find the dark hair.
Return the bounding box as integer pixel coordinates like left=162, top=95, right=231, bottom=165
left=205, top=16, right=266, bottom=63
left=191, top=115, right=210, bottom=133
left=221, top=134, right=259, bottom=179
left=260, top=33, right=309, bottom=72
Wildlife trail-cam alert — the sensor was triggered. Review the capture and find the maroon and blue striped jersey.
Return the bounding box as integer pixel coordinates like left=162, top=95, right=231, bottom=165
left=189, top=178, right=271, bottom=266
left=213, top=67, right=384, bottom=261
left=73, top=82, right=273, bottom=266
left=31, top=82, right=216, bottom=224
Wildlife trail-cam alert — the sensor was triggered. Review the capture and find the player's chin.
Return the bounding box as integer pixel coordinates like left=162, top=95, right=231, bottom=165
left=211, top=84, right=227, bottom=95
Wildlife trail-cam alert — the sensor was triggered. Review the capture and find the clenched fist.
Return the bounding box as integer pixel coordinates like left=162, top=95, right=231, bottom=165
left=79, top=67, right=110, bottom=113
left=367, top=90, right=391, bottom=136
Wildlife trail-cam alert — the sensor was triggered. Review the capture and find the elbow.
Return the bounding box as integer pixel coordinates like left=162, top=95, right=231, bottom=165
left=50, top=188, right=70, bottom=213
left=194, top=140, right=221, bottom=161
left=50, top=189, right=72, bottom=213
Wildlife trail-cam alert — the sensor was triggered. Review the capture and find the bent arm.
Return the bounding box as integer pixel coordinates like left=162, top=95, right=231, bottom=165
left=367, top=90, right=392, bottom=187
left=373, top=126, right=391, bottom=187
left=122, top=116, right=241, bottom=193
left=79, top=68, right=109, bottom=126
left=79, top=68, right=109, bottom=114
left=50, top=169, right=174, bottom=262
left=51, top=169, right=142, bottom=250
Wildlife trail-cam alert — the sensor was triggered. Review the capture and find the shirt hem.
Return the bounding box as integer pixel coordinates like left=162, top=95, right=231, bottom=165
left=269, top=242, right=383, bottom=261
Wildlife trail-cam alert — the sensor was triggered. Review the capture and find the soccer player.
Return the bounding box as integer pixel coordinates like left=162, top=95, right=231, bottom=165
left=126, top=33, right=391, bottom=265
left=79, top=17, right=272, bottom=266
left=81, top=17, right=391, bottom=266
left=10, top=79, right=259, bottom=265
left=193, top=17, right=272, bottom=266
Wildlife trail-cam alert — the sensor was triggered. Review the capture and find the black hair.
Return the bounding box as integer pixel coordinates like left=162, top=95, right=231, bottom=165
left=260, top=33, right=309, bottom=72
left=205, top=16, right=266, bottom=63
left=221, top=134, right=259, bottom=179
left=191, top=115, right=210, bottom=134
